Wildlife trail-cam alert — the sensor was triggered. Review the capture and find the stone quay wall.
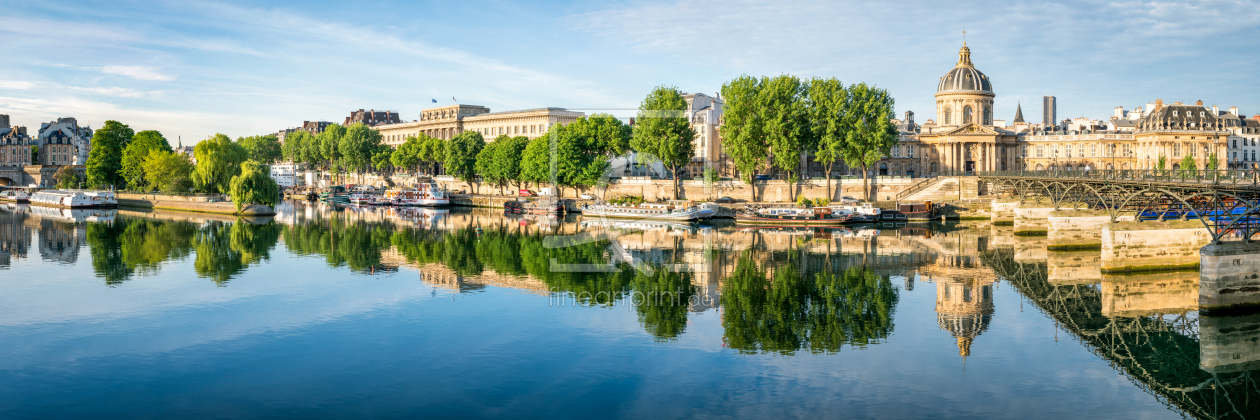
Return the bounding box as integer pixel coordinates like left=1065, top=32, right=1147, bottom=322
left=1047, top=210, right=1134, bottom=251
left=990, top=199, right=1018, bottom=225
left=1100, top=220, right=1210, bottom=273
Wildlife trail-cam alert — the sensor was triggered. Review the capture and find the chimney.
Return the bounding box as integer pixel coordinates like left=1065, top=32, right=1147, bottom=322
left=1230, top=107, right=1240, bottom=116
left=1213, top=105, right=1220, bottom=115
left=1196, top=100, right=1203, bottom=106
left=1154, top=99, right=1164, bottom=111
left=1114, top=106, right=1124, bottom=118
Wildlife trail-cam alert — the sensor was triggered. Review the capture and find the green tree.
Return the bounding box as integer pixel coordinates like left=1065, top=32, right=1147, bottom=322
left=1206, top=153, right=1219, bottom=172
left=1179, top=154, right=1197, bottom=173
left=762, top=75, right=812, bottom=202
left=120, top=130, right=171, bottom=191
left=318, top=124, right=346, bottom=181
left=142, top=149, right=194, bottom=194
left=192, top=134, right=248, bottom=194
left=229, top=160, right=280, bottom=212
left=372, top=146, right=394, bottom=173
left=54, top=165, right=80, bottom=189
left=842, top=83, right=898, bottom=201
left=30, top=145, right=38, bottom=165
left=238, top=134, right=282, bottom=164
left=300, top=131, right=324, bottom=168
left=391, top=136, right=424, bottom=174
left=85, top=120, right=134, bottom=188
left=338, top=123, right=384, bottom=175
left=521, top=135, right=552, bottom=190
left=476, top=139, right=503, bottom=193
left=496, top=135, right=530, bottom=191
left=632, top=86, right=696, bottom=200
left=1156, top=155, right=1167, bottom=175
left=281, top=132, right=303, bottom=163
left=719, top=75, right=769, bottom=201
left=807, top=78, right=849, bottom=200
left=445, top=131, right=485, bottom=192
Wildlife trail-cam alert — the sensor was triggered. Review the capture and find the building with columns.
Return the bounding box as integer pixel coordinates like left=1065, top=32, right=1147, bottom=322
left=915, top=44, right=1020, bottom=174
left=376, top=104, right=583, bottom=147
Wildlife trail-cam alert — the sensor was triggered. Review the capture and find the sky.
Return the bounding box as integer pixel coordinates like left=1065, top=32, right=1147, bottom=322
left=1, top=0, right=1258, bottom=143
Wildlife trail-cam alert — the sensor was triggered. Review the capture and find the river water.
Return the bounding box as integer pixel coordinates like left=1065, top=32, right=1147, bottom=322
left=0, top=201, right=1255, bottom=419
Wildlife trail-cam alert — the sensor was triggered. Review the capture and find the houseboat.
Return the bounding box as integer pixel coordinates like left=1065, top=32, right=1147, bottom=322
left=383, top=183, right=449, bottom=207
left=580, top=202, right=712, bottom=221
left=0, top=188, right=30, bottom=203
left=319, top=186, right=350, bottom=203
left=876, top=202, right=941, bottom=222
left=735, top=206, right=855, bottom=226
left=828, top=202, right=881, bottom=222
left=29, top=190, right=117, bottom=208
left=524, top=196, right=564, bottom=214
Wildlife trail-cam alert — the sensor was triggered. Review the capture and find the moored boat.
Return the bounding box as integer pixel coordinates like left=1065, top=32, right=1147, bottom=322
left=29, top=190, right=117, bottom=208
left=580, top=202, right=710, bottom=221
left=827, top=202, right=881, bottom=222
left=524, top=196, right=564, bottom=214
left=876, top=201, right=940, bottom=221
left=383, top=183, right=449, bottom=207
left=0, top=189, right=30, bottom=203
left=735, top=206, right=854, bottom=225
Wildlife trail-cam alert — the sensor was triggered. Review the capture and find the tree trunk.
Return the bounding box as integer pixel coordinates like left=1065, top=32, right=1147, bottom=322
left=824, top=162, right=834, bottom=201
left=860, top=164, right=870, bottom=201
left=671, top=164, right=680, bottom=200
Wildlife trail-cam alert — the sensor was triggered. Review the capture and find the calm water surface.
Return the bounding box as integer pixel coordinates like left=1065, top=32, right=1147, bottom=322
left=0, top=201, right=1255, bottom=419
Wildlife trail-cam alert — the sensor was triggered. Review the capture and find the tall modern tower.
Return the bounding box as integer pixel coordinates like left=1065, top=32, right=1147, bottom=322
left=1042, top=96, right=1057, bottom=126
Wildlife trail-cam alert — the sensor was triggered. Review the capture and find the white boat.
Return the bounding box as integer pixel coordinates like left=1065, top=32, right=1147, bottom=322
left=828, top=202, right=881, bottom=222
left=384, top=183, right=449, bottom=207
left=580, top=202, right=711, bottom=221
left=29, top=205, right=116, bottom=223
left=29, top=190, right=117, bottom=208
left=0, top=189, right=30, bottom=203
left=580, top=219, right=695, bottom=232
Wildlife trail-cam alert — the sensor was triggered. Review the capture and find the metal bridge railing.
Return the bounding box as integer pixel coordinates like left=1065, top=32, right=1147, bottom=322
left=968, top=169, right=1260, bottom=188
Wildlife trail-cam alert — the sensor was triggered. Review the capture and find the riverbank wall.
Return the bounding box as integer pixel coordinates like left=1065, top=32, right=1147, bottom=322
left=1047, top=210, right=1134, bottom=251
left=1200, top=241, right=1260, bottom=312
left=116, top=193, right=275, bottom=216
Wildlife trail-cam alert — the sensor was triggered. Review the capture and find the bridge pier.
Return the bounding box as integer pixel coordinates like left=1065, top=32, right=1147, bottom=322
left=1099, top=271, right=1198, bottom=317
left=990, top=198, right=1017, bottom=226
left=1200, top=312, right=1260, bottom=373
left=1100, top=220, right=1210, bottom=273
left=1048, top=210, right=1134, bottom=251
left=1047, top=250, right=1100, bottom=284
left=1200, top=241, right=1260, bottom=312
left=1013, top=199, right=1055, bottom=236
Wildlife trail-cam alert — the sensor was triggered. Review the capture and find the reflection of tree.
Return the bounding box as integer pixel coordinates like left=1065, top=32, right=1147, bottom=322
left=721, top=252, right=898, bottom=355
left=119, top=219, right=196, bottom=276
left=86, top=221, right=129, bottom=285
left=194, top=221, right=281, bottom=286
left=632, top=268, right=696, bottom=341
left=284, top=216, right=392, bottom=273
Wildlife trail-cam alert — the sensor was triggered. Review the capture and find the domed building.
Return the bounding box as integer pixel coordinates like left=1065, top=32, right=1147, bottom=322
left=917, top=44, right=1021, bottom=174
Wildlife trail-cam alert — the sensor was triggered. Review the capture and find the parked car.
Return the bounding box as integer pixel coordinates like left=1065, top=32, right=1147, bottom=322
left=580, top=193, right=595, bottom=200
left=754, top=175, right=772, bottom=181
left=839, top=196, right=859, bottom=204
left=715, top=196, right=735, bottom=204
left=519, top=189, right=536, bottom=197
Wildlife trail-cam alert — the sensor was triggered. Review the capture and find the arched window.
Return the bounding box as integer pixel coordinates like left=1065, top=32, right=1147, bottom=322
left=983, top=106, right=991, bottom=125
left=944, top=107, right=952, bottom=125
left=1035, top=164, right=1044, bottom=170
left=963, top=106, right=973, bottom=124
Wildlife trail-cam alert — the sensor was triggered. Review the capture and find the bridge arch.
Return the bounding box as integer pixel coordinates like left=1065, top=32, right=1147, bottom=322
left=0, top=177, right=14, bottom=186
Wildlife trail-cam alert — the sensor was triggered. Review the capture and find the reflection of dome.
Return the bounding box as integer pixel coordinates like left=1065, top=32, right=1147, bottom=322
left=937, top=45, right=993, bottom=93
left=935, top=280, right=995, bottom=359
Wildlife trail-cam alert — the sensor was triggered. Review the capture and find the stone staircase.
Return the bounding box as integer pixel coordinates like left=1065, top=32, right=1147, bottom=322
left=896, top=176, right=983, bottom=202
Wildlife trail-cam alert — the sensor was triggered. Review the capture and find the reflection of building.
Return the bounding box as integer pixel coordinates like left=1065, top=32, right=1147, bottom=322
left=38, top=220, right=82, bottom=263
left=934, top=276, right=994, bottom=359
left=0, top=209, right=32, bottom=267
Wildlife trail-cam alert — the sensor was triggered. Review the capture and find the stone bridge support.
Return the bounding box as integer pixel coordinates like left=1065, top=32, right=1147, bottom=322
left=1013, top=198, right=1055, bottom=236
left=1047, top=251, right=1101, bottom=284
left=1200, top=242, right=1260, bottom=312
left=1200, top=312, right=1260, bottom=373
left=990, top=198, right=1017, bottom=226
left=1048, top=210, right=1134, bottom=251
left=1100, top=220, right=1211, bottom=273
left=1099, top=271, right=1198, bottom=317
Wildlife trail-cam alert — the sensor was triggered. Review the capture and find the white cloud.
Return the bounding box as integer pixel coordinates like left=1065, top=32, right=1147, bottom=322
left=0, top=81, right=37, bottom=90
left=67, top=86, right=151, bottom=98
left=100, top=65, right=177, bottom=82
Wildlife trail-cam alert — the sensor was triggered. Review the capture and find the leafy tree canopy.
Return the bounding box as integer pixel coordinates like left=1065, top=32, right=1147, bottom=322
left=120, top=130, right=171, bottom=191
left=192, top=134, right=248, bottom=194
left=85, top=120, right=134, bottom=188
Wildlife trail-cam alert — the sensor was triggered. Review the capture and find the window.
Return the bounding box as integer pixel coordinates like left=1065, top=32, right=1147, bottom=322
left=1066, top=144, right=1072, bottom=158
left=1090, top=144, right=1096, bottom=157
left=1174, top=143, right=1181, bottom=157
left=1079, top=144, right=1085, bottom=157
left=1190, top=144, right=1197, bottom=157
left=1021, top=145, right=1028, bottom=157
left=944, top=107, right=952, bottom=125
left=963, top=106, right=973, bottom=124
left=983, top=106, right=991, bottom=125
left=1036, top=145, right=1043, bottom=157
left=892, top=146, right=900, bottom=158
left=907, top=145, right=915, bottom=158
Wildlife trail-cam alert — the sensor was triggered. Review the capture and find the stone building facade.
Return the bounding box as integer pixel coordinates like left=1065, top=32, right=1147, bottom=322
left=376, top=105, right=583, bottom=147
left=682, top=93, right=725, bottom=177
left=0, top=119, right=33, bottom=168
left=277, top=121, right=333, bottom=143
left=344, top=109, right=400, bottom=127
left=37, top=117, right=92, bottom=166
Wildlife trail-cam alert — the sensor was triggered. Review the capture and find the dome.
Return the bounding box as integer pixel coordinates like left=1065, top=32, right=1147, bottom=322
left=937, top=45, right=993, bottom=93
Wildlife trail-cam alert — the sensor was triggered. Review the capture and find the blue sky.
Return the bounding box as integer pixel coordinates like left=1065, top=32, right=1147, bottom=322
left=1, top=0, right=1258, bottom=143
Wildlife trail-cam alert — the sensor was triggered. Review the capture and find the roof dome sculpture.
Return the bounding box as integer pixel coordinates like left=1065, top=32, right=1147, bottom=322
left=937, top=45, right=992, bottom=93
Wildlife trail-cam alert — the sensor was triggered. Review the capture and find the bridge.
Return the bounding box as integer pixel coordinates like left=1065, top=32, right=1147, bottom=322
left=973, top=170, right=1260, bottom=243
